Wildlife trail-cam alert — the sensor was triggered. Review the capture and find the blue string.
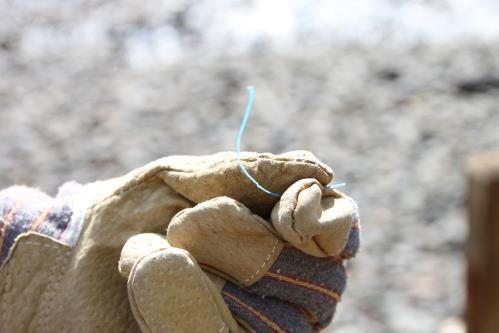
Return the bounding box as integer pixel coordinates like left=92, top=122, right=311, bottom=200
left=328, top=182, right=347, bottom=189
left=236, top=86, right=346, bottom=196
left=236, top=86, right=281, bottom=197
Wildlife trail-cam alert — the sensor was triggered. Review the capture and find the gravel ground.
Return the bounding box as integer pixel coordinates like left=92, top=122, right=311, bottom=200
left=1, top=1, right=499, bottom=332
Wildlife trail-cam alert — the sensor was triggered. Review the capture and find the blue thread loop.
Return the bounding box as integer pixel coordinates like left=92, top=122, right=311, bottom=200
left=236, top=86, right=346, bottom=197
left=236, top=86, right=281, bottom=197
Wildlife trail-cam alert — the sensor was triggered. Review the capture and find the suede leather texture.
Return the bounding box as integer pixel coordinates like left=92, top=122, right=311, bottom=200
left=0, top=233, right=71, bottom=333
left=127, top=247, right=241, bottom=333
left=120, top=233, right=247, bottom=333
left=167, top=196, right=285, bottom=286
left=271, top=178, right=357, bottom=257
left=161, top=185, right=359, bottom=332
left=0, top=151, right=334, bottom=333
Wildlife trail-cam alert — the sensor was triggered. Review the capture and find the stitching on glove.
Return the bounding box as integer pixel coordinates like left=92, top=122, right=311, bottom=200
left=242, top=237, right=279, bottom=284
left=191, top=263, right=228, bottom=333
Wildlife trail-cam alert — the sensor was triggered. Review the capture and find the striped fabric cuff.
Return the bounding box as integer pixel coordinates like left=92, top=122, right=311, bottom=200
left=0, top=183, right=91, bottom=267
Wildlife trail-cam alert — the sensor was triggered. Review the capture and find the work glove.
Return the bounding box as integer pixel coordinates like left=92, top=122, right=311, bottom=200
left=0, top=151, right=358, bottom=333
left=119, top=178, right=360, bottom=332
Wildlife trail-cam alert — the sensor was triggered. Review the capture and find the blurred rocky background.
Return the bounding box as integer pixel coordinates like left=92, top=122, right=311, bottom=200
left=1, top=0, right=499, bottom=332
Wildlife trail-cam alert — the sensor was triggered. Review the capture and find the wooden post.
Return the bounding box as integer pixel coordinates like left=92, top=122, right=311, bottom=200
left=467, top=152, right=499, bottom=333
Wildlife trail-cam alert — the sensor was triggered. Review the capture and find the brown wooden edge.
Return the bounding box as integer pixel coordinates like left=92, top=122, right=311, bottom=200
left=466, top=152, right=499, bottom=333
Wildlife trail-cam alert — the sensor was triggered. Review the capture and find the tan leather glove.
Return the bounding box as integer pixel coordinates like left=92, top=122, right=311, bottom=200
left=0, top=151, right=337, bottom=333
left=119, top=178, right=360, bottom=333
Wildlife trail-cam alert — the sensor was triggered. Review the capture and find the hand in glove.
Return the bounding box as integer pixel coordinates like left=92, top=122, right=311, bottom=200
left=0, top=151, right=358, bottom=333
left=119, top=178, right=360, bottom=333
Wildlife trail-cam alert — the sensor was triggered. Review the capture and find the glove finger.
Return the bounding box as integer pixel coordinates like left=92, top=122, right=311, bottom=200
left=124, top=237, right=243, bottom=333
left=166, top=196, right=285, bottom=286
left=157, top=150, right=333, bottom=217
left=271, top=178, right=359, bottom=257
left=118, top=233, right=171, bottom=278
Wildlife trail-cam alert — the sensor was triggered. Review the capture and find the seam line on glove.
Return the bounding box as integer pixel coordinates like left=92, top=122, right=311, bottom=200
left=242, top=238, right=279, bottom=284
left=194, top=255, right=229, bottom=333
